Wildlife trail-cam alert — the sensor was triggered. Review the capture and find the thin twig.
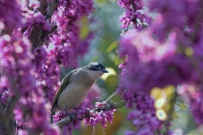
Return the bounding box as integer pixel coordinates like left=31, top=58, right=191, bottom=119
left=92, top=126, right=95, bottom=135
left=105, top=91, right=118, bottom=102
left=100, top=123, right=105, bottom=135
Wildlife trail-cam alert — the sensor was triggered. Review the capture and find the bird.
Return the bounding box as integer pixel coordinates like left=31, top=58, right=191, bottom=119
left=51, top=62, right=108, bottom=123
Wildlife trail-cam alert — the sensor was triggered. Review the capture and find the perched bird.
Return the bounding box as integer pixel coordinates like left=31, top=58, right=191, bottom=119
left=51, top=62, right=108, bottom=122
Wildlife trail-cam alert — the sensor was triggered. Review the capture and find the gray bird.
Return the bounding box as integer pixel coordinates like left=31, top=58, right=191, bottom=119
left=51, top=62, right=108, bottom=122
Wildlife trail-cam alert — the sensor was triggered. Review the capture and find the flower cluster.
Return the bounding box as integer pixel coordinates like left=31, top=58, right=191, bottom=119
left=149, top=0, right=202, bottom=42
left=148, top=0, right=203, bottom=126
left=53, top=110, right=68, bottom=124
left=31, top=0, right=94, bottom=104
left=49, top=0, right=94, bottom=67
left=188, top=91, right=203, bottom=126
left=84, top=101, right=116, bottom=127
left=53, top=102, right=88, bottom=135
left=177, top=85, right=203, bottom=126
left=117, top=0, right=152, bottom=30
left=118, top=0, right=203, bottom=134
left=33, top=46, right=60, bottom=103
left=118, top=82, right=162, bottom=134
left=53, top=101, right=115, bottom=134
left=0, top=0, right=22, bottom=31
left=127, top=109, right=161, bottom=134
left=52, top=85, right=102, bottom=134
left=21, top=6, right=52, bottom=34
left=0, top=34, right=58, bottom=134
left=0, top=76, right=10, bottom=105
left=119, top=30, right=191, bottom=94
left=0, top=0, right=95, bottom=134
left=0, top=89, right=10, bottom=105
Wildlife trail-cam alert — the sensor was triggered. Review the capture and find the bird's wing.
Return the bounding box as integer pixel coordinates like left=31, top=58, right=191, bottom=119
left=51, top=69, right=78, bottom=112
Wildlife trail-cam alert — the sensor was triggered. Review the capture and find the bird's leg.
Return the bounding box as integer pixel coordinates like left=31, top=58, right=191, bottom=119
left=74, top=107, right=79, bottom=114
left=64, top=109, right=68, bottom=114
left=64, top=109, right=74, bottom=122
left=68, top=114, right=74, bottom=122
left=74, top=106, right=79, bottom=111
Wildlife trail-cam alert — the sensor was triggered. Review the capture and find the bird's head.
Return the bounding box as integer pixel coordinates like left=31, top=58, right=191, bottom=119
left=85, top=62, right=108, bottom=80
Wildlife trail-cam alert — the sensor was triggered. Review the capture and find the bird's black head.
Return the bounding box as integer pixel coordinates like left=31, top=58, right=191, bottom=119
left=87, top=62, right=108, bottom=73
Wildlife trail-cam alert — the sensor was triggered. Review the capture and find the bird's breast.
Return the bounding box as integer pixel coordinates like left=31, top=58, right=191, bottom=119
left=57, top=82, right=93, bottom=111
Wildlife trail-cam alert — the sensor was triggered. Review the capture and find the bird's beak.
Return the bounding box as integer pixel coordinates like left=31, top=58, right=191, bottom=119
left=101, top=69, right=108, bottom=73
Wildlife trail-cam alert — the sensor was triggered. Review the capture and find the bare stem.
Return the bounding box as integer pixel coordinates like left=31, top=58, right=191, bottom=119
left=105, top=91, right=118, bottom=102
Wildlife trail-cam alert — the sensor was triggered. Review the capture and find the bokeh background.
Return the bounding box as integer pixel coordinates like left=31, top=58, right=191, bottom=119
left=59, top=0, right=201, bottom=134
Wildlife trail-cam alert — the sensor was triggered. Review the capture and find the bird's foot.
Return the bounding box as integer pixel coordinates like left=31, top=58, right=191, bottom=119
left=68, top=113, right=74, bottom=121
left=74, top=107, right=79, bottom=112
left=62, top=110, right=74, bottom=121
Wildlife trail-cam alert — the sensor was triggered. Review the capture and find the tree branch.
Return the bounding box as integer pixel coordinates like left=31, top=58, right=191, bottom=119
left=47, top=0, right=60, bottom=18
left=29, top=25, right=48, bottom=50
left=39, top=0, right=48, bottom=15
left=5, top=96, right=18, bottom=125
left=1, top=71, right=20, bottom=135
left=0, top=100, right=6, bottom=124
left=29, top=0, right=59, bottom=50
left=53, top=100, right=127, bottom=127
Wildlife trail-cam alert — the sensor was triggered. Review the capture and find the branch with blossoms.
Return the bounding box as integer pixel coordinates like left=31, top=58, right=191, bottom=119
left=118, top=0, right=152, bottom=32
left=0, top=0, right=94, bottom=134
left=117, top=0, right=203, bottom=134
left=53, top=100, right=126, bottom=127
left=28, top=0, right=59, bottom=49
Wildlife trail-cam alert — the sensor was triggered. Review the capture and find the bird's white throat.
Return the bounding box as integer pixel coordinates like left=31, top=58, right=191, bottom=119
left=86, top=70, right=104, bottom=81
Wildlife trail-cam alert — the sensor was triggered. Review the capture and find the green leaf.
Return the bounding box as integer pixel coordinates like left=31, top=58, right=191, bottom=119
left=105, top=41, right=118, bottom=53
left=172, top=112, right=179, bottom=119
left=106, top=75, right=118, bottom=91
left=179, top=103, right=187, bottom=109
left=95, top=0, right=108, bottom=4
left=114, top=55, right=124, bottom=65
left=79, top=17, right=89, bottom=40
left=92, top=56, right=99, bottom=62
left=96, top=0, right=104, bottom=3
left=79, top=26, right=89, bottom=40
